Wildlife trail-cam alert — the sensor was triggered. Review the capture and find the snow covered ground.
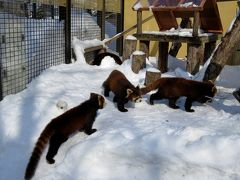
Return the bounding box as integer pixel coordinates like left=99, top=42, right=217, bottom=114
left=0, top=42, right=240, bottom=180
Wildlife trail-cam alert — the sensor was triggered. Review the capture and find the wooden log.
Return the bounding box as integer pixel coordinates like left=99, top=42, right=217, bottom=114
left=131, top=51, right=146, bottom=74
left=203, top=6, right=240, bottom=82
left=123, top=36, right=137, bottom=61
left=158, top=42, right=169, bottom=73
left=145, top=69, right=161, bottom=86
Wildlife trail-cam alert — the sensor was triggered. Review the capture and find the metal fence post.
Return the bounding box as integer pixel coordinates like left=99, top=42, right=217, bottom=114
left=101, top=0, right=105, bottom=40
left=116, top=0, right=124, bottom=55
left=0, top=43, right=2, bottom=100
left=65, top=0, right=71, bottom=64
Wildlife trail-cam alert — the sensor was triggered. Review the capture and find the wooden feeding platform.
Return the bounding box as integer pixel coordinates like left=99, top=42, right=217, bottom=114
left=132, top=0, right=223, bottom=74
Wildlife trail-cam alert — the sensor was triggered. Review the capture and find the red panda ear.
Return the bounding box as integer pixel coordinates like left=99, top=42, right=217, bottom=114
left=208, top=80, right=214, bottom=84
left=136, top=85, right=140, bottom=90
left=212, top=86, right=217, bottom=94
left=126, top=89, right=133, bottom=98
left=98, top=95, right=105, bottom=108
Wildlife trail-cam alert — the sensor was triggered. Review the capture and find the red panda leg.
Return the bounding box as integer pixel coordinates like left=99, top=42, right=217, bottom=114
left=46, top=134, right=68, bottom=164
left=84, top=120, right=97, bottom=135
left=117, top=100, right=128, bottom=112
left=149, top=93, right=162, bottom=105
left=185, top=97, right=195, bottom=112
left=103, top=83, right=110, bottom=97
left=168, top=98, right=179, bottom=109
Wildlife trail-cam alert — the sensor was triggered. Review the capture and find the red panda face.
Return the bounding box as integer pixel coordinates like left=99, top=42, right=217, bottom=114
left=126, top=88, right=142, bottom=103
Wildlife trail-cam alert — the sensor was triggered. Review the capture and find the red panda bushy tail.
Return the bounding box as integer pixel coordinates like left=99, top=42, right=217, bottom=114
left=140, top=80, right=160, bottom=95
left=24, top=124, right=54, bottom=180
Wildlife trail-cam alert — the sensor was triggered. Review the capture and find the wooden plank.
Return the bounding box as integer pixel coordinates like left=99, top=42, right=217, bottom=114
left=153, top=10, right=178, bottom=31
left=216, top=0, right=237, bottom=2
left=133, top=33, right=222, bottom=44
left=200, top=0, right=223, bottom=33
left=105, top=15, right=154, bottom=45
left=151, top=7, right=203, bottom=11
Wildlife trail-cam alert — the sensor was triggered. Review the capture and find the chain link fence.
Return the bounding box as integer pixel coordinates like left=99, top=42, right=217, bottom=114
left=0, top=0, right=123, bottom=100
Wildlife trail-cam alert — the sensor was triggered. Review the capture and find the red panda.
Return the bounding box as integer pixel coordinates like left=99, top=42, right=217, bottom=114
left=141, top=77, right=217, bottom=112
left=24, top=93, right=105, bottom=180
left=103, top=70, right=141, bottom=112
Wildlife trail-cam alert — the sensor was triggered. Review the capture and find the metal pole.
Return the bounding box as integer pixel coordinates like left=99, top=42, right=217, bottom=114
left=32, top=3, right=36, bottom=19
left=65, top=0, right=71, bottom=64
left=116, top=0, right=124, bottom=55
left=101, top=0, right=105, bottom=40
left=0, top=42, right=2, bottom=100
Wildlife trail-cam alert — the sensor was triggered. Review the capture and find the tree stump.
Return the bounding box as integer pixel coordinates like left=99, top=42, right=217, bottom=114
left=131, top=51, right=146, bottom=74
left=145, top=69, right=161, bottom=86
left=123, top=35, right=137, bottom=61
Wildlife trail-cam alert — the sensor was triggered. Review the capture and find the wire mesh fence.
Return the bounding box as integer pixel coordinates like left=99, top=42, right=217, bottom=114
left=0, top=0, right=123, bottom=100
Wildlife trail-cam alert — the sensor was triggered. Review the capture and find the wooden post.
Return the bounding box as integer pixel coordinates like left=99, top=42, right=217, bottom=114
left=145, top=70, right=161, bottom=86
left=187, top=43, right=203, bottom=75
left=158, top=42, right=169, bottom=73
left=131, top=51, right=146, bottom=74
left=137, top=10, right=142, bottom=34
left=193, top=11, right=200, bottom=37
left=122, top=36, right=137, bottom=61
left=140, top=40, right=150, bottom=57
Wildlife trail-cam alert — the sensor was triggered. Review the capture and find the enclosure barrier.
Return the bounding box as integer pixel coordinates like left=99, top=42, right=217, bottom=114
left=0, top=0, right=123, bottom=100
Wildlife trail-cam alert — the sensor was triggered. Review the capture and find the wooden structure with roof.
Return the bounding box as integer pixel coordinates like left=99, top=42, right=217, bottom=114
left=132, top=0, right=224, bottom=74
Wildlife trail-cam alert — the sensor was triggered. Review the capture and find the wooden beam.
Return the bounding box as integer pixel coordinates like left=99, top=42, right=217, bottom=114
left=137, top=11, right=142, bottom=34
left=133, top=33, right=222, bottom=44
left=193, top=11, right=200, bottom=37
left=187, top=43, right=202, bottom=74
left=105, top=15, right=154, bottom=45
left=158, top=42, right=169, bottom=73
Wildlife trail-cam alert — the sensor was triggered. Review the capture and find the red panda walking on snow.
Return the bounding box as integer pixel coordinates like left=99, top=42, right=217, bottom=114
left=24, top=93, right=105, bottom=180
left=102, top=70, right=142, bottom=112
left=141, top=77, right=217, bottom=112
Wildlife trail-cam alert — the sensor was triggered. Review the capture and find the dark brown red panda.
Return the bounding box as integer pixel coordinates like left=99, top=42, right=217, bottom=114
left=102, top=70, right=141, bottom=112
left=92, top=52, right=122, bottom=66
left=24, top=93, right=105, bottom=180
left=141, top=77, right=217, bottom=112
